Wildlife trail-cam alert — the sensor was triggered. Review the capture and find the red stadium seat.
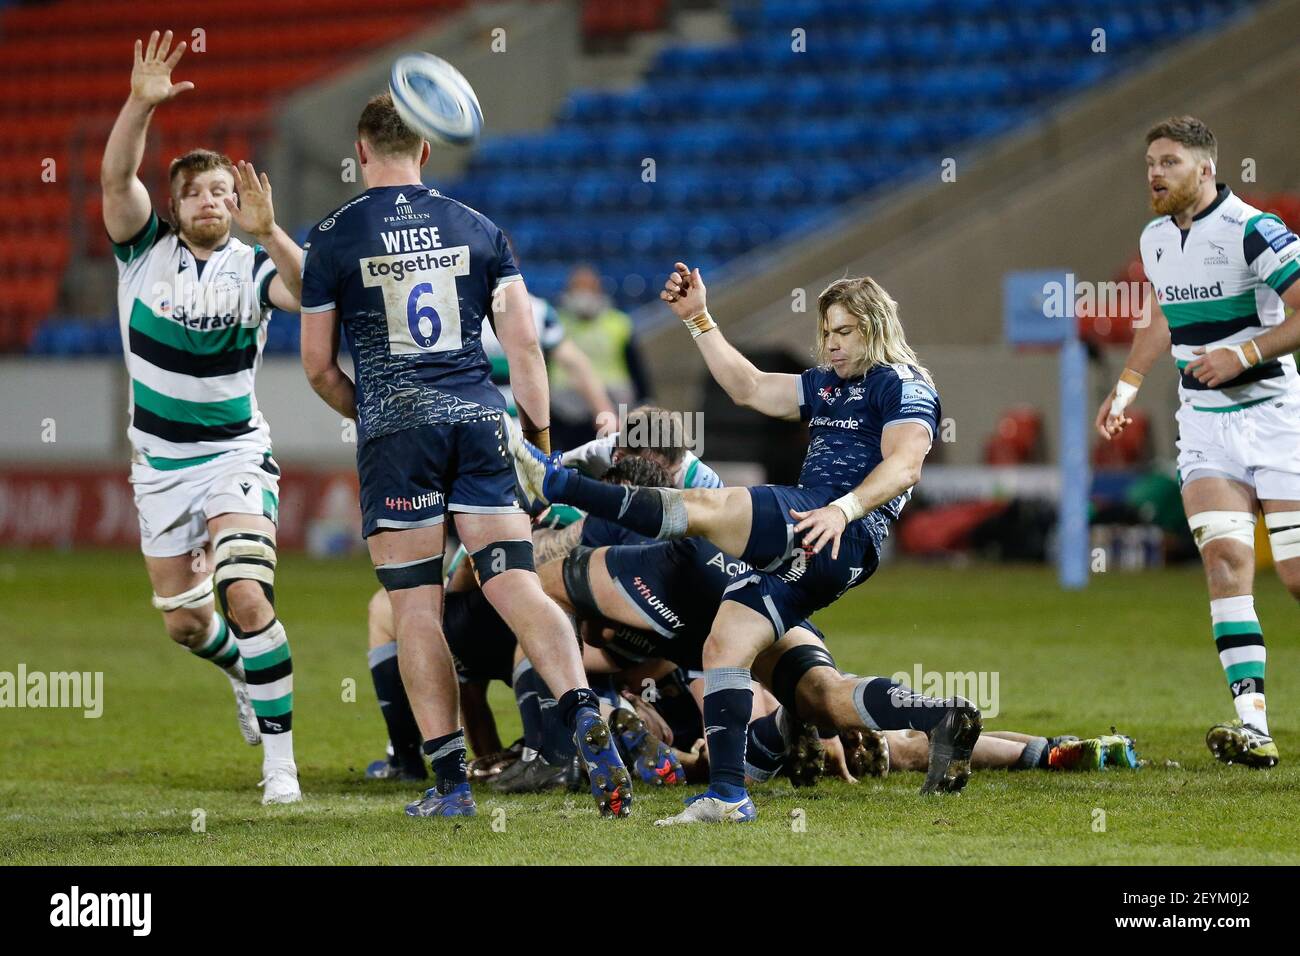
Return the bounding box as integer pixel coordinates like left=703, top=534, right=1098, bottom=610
left=0, top=0, right=464, bottom=342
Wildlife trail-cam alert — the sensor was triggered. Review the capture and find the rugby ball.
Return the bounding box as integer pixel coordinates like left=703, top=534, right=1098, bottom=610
left=389, top=53, right=483, bottom=147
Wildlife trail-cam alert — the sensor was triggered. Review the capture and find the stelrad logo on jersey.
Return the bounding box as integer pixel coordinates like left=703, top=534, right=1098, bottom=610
left=361, top=224, right=470, bottom=355
left=1156, top=280, right=1224, bottom=303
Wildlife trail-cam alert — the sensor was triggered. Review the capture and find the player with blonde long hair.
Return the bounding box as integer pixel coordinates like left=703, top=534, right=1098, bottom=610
left=510, top=263, right=982, bottom=824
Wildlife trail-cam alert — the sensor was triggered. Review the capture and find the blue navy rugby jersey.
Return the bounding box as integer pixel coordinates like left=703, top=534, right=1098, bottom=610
left=300, top=185, right=521, bottom=443
left=795, top=362, right=940, bottom=520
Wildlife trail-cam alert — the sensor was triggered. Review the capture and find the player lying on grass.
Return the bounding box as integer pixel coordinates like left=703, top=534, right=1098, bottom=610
left=102, top=31, right=305, bottom=803
left=301, top=93, right=631, bottom=819
left=512, top=265, right=982, bottom=824
left=1096, top=116, right=1300, bottom=769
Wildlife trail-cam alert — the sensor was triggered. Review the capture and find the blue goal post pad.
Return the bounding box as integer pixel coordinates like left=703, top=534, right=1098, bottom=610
left=1003, top=270, right=1076, bottom=346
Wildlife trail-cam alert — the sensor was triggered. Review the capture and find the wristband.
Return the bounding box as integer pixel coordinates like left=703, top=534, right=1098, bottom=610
left=829, top=492, right=865, bottom=524
left=1225, top=341, right=1261, bottom=369
left=1110, top=379, right=1139, bottom=419
left=523, top=425, right=551, bottom=454
left=682, top=311, right=717, bottom=338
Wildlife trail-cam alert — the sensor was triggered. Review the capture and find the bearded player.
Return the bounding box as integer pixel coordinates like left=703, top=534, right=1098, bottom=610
left=101, top=32, right=305, bottom=802
left=1097, top=116, right=1300, bottom=768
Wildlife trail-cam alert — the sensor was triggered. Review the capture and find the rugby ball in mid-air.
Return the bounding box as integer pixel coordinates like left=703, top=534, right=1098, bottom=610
left=389, top=52, right=483, bottom=147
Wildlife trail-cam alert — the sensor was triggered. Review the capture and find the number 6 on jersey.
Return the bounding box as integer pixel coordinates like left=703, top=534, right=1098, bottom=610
left=361, top=246, right=469, bottom=354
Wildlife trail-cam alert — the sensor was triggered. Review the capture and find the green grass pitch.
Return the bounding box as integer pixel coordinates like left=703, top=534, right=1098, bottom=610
left=2, top=548, right=1298, bottom=865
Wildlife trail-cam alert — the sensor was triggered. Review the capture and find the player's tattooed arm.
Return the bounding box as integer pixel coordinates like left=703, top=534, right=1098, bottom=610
left=223, top=161, right=303, bottom=309
left=301, top=308, right=358, bottom=420
left=533, top=519, right=585, bottom=565
left=102, top=31, right=194, bottom=242
left=660, top=262, right=801, bottom=420
left=792, top=422, right=932, bottom=558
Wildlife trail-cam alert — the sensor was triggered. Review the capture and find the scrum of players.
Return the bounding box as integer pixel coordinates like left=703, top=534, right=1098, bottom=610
left=106, top=31, right=1181, bottom=824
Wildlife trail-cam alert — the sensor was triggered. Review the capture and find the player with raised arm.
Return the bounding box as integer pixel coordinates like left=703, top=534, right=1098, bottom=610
left=101, top=31, right=305, bottom=804
left=1097, top=117, right=1300, bottom=769
left=299, top=93, right=631, bottom=819
left=511, top=263, right=982, bottom=824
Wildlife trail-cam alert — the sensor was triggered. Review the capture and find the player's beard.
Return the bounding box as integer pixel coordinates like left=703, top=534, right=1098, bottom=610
left=1150, top=174, right=1201, bottom=217
left=180, top=215, right=230, bottom=250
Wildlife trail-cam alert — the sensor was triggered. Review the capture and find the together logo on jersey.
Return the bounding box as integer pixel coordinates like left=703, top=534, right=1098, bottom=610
left=300, top=185, right=520, bottom=441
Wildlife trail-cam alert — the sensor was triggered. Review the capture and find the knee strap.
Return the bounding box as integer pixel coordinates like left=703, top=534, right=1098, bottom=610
left=562, top=545, right=602, bottom=619
left=375, top=554, right=443, bottom=592
left=770, top=643, right=838, bottom=719
left=470, top=539, right=535, bottom=586
left=152, top=575, right=215, bottom=612
left=1266, top=511, right=1300, bottom=561
left=1188, top=511, right=1256, bottom=551
left=214, top=527, right=277, bottom=610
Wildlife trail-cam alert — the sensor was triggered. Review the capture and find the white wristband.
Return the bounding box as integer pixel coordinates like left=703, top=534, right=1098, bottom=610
left=682, top=311, right=717, bottom=339
left=830, top=492, right=865, bottom=523
left=1223, top=343, right=1258, bottom=369
left=1110, top=379, right=1139, bottom=418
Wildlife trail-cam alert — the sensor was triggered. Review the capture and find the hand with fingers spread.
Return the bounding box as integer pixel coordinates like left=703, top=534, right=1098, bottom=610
left=661, top=261, right=715, bottom=337
left=130, top=30, right=194, bottom=108
left=790, top=505, right=848, bottom=559
left=224, top=161, right=276, bottom=241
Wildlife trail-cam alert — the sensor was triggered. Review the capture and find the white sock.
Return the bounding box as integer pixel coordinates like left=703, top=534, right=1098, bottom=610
left=263, top=730, right=295, bottom=766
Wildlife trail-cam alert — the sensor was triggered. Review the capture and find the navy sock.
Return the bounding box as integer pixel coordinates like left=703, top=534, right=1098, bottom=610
left=852, top=677, right=950, bottom=734
left=512, top=661, right=545, bottom=753
left=703, top=668, right=753, bottom=798
left=556, top=686, right=601, bottom=730
left=423, top=729, right=468, bottom=794
left=745, top=708, right=790, bottom=782
left=539, top=680, right=577, bottom=764
left=367, top=643, right=422, bottom=768
left=551, top=471, right=680, bottom=540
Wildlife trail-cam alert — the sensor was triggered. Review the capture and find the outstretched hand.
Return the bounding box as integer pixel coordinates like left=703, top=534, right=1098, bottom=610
left=223, top=161, right=276, bottom=240
left=130, top=30, right=193, bottom=107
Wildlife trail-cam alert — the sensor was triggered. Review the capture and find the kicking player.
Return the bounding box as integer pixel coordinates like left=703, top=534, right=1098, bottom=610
left=1097, top=117, right=1300, bottom=768
left=513, top=264, right=982, bottom=823
left=299, top=93, right=631, bottom=818
left=102, top=32, right=305, bottom=803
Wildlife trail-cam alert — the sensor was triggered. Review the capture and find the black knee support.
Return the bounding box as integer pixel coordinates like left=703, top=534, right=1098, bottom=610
left=561, top=545, right=601, bottom=619
left=770, top=643, right=838, bottom=718
left=470, top=539, right=534, bottom=586
left=375, top=554, right=444, bottom=591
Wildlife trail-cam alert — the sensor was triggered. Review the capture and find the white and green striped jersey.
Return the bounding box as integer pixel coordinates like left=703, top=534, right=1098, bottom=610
left=1140, top=186, right=1300, bottom=412
left=113, top=212, right=278, bottom=470
left=480, top=294, right=565, bottom=417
